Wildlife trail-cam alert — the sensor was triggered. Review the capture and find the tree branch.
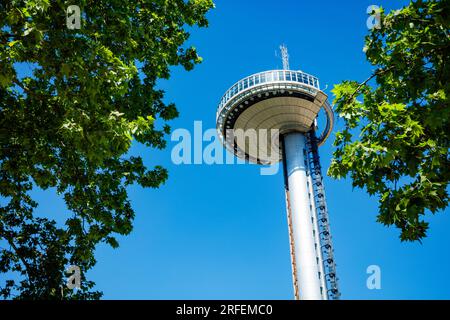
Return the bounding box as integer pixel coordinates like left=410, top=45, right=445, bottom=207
left=0, top=230, right=35, bottom=286
left=348, top=66, right=394, bottom=102
left=12, top=77, right=47, bottom=100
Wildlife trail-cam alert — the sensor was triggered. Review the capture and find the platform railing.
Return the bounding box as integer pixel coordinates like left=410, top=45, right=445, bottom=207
left=217, top=70, right=320, bottom=115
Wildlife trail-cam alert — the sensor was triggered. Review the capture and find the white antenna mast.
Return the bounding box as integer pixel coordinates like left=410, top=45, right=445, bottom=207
left=280, top=44, right=290, bottom=70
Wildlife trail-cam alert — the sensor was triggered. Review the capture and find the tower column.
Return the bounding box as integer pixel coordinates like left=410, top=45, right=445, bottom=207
left=283, top=132, right=323, bottom=300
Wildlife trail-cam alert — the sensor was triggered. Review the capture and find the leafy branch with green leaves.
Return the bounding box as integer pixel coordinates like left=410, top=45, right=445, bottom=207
left=329, top=0, right=449, bottom=242
left=0, top=0, right=214, bottom=299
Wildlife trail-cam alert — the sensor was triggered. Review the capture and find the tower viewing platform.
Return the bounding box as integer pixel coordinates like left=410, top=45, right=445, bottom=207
left=216, top=69, right=334, bottom=164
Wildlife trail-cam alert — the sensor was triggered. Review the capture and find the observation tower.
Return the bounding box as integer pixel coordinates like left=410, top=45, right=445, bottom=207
left=215, top=46, right=340, bottom=300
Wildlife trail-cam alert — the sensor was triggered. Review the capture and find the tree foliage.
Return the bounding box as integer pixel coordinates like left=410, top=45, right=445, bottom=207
left=329, top=0, right=449, bottom=241
left=0, top=0, right=213, bottom=299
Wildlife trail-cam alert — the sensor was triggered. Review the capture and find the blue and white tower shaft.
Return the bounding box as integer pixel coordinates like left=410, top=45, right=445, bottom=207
left=216, top=48, right=340, bottom=300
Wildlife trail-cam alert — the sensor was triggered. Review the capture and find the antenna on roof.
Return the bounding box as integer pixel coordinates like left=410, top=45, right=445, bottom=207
left=280, top=44, right=290, bottom=70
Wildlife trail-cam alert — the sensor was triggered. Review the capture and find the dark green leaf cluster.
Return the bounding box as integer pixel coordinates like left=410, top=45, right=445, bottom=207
left=329, top=0, right=449, bottom=242
left=0, top=0, right=214, bottom=299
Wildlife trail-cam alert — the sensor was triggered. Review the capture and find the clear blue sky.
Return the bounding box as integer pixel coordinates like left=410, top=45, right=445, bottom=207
left=14, top=0, right=450, bottom=299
